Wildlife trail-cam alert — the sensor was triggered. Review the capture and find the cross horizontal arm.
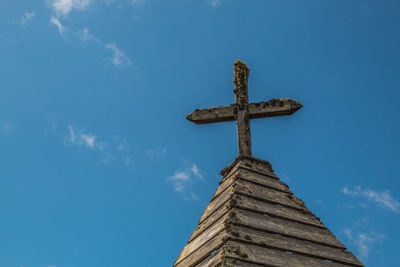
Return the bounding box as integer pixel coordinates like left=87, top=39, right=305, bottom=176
left=186, top=98, right=302, bottom=125
left=248, top=98, right=303, bottom=120
left=186, top=104, right=236, bottom=124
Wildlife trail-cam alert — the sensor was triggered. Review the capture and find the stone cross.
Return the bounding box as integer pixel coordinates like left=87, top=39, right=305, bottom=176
left=186, top=60, right=303, bottom=156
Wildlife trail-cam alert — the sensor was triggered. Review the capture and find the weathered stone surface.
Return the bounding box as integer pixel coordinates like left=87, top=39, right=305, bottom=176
left=175, top=230, right=227, bottom=267
left=227, top=225, right=362, bottom=266
left=186, top=100, right=302, bottom=126
left=230, top=208, right=345, bottom=249
left=195, top=249, right=223, bottom=267
left=199, top=179, right=306, bottom=226
left=175, top=215, right=226, bottom=264
left=220, top=155, right=277, bottom=179
left=186, top=59, right=302, bottom=157
left=174, top=61, right=362, bottom=267
left=173, top=156, right=363, bottom=266
left=225, top=240, right=351, bottom=267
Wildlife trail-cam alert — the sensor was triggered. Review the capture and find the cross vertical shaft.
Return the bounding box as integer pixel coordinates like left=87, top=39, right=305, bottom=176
left=233, top=60, right=252, bottom=156
left=185, top=59, right=303, bottom=158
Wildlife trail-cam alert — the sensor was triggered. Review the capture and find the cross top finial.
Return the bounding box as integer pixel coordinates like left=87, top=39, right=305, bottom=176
left=187, top=60, right=302, bottom=156
left=233, top=59, right=250, bottom=106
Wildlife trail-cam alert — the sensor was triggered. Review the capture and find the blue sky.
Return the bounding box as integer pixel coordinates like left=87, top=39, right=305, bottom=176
left=1, top=0, right=400, bottom=266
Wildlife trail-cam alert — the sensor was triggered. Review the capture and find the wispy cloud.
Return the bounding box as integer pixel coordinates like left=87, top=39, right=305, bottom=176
left=46, top=1, right=133, bottom=69
left=60, top=124, right=131, bottom=165
left=146, top=148, right=167, bottom=159
left=66, top=125, right=106, bottom=149
left=191, top=163, right=203, bottom=179
left=18, top=11, right=35, bottom=25
left=49, top=0, right=93, bottom=17
left=47, top=0, right=92, bottom=36
left=343, top=228, right=385, bottom=260
left=75, top=28, right=132, bottom=68
left=168, top=163, right=204, bottom=200
left=77, top=27, right=100, bottom=43
left=50, top=16, right=65, bottom=34
left=116, top=143, right=131, bottom=165
left=169, top=171, right=190, bottom=193
left=343, top=186, right=400, bottom=214
left=105, top=43, right=132, bottom=67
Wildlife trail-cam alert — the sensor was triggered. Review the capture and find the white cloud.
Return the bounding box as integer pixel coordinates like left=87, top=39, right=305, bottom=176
left=105, top=42, right=132, bottom=67
left=50, top=16, right=65, bottom=34
left=171, top=171, right=190, bottom=181
left=62, top=125, right=133, bottom=165
left=343, top=186, right=400, bottom=213
left=343, top=228, right=385, bottom=260
left=49, top=0, right=93, bottom=17
left=47, top=0, right=92, bottom=36
left=169, top=171, right=190, bottom=193
left=66, top=125, right=99, bottom=148
left=191, top=163, right=203, bottom=179
left=61, top=125, right=134, bottom=165
left=147, top=148, right=167, bottom=158
left=67, top=124, right=76, bottom=143
left=167, top=163, right=204, bottom=198
left=76, top=28, right=132, bottom=68
left=66, top=125, right=107, bottom=152
left=80, top=133, right=95, bottom=148
left=77, top=27, right=100, bottom=43
left=47, top=2, right=134, bottom=69
left=19, top=11, right=35, bottom=25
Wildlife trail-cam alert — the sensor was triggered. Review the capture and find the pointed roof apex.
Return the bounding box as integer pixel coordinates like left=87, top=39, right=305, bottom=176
left=220, top=155, right=273, bottom=177
left=173, top=157, right=364, bottom=267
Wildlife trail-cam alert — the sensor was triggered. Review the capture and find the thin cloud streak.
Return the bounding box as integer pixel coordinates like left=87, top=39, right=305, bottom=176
left=66, top=125, right=102, bottom=149
left=343, top=186, right=400, bottom=214
left=49, top=0, right=93, bottom=17
left=50, top=16, right=65, bottom=34
left=62, top=125, right=131, bottom=165
left=191, top=163, right=203, bottom=179
left=77, top=27, right=100, bottom=43
left=105, top=42, right=132, bottom=67
left=167, top=163, right=204, bottom=199
left=343, top=228, right=385, bottom=260
left=47, top=1, right=133, bottom=69
left=18, top=11, right=35, bottom=25
left=75, top=27, right=131, bottom=68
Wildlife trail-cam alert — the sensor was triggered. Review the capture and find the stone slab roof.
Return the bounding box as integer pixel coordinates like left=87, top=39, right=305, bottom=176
left=173, top=156, right=363, bottom=267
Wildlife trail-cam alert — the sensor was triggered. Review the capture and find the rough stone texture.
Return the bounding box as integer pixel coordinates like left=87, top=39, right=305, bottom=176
left=173, top=157, right=364, bottom=267
left=177, top=61, right=361, bottom=266
left=186, top=59, right=302, bottom=157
